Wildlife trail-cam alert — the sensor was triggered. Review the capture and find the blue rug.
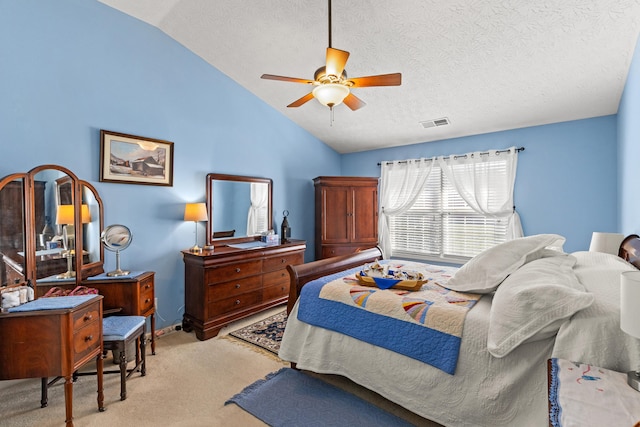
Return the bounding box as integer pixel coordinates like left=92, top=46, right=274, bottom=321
left=225, top=368, right=414, bottom=427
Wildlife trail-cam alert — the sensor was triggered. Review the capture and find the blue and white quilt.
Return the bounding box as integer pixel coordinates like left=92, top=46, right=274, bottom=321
left=296, top=260, right=481, bottom=375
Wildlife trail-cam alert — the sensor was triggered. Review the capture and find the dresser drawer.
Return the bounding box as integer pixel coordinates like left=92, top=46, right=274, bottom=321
left=205, top=260, right=262, bottom=284
left=263, top=253, right=304, bottom=272
left=262, top=269, right=288, bottom=288
left=208, top=275, right=261, bottom=301
left=72, top=302, right=100, bottom=330
left=207, top=289, right=262, bottom=317
left=263, top=282, right=289, bottom=302
left=73, top=317, right=101, bottom=364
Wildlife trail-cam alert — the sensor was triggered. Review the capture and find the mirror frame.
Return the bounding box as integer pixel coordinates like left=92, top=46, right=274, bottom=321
left=0, top=173, right=28, bottom=288
left=205, top=173, right=273, bottom=247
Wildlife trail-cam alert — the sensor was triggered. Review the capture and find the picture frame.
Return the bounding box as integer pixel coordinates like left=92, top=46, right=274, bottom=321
left=99, top=130, right=174, bottom=186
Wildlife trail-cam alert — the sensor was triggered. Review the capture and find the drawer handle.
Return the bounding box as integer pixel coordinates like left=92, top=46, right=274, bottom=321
left=145, top=284, right=151, bottom=289
left=281, top=259, right=285, bottom=263
left=235, top=268, right=241, bottom=273
left=235, top=299, right=240, bottom=305
left=145, top=298, right=151, bottom=303
left=85, top=335, right=93, bottom=342
left=281, top=272, right=286, bottom=277
left=84, top=314, right=93, bottom=321
left=235, top=284, right=241, bottom=289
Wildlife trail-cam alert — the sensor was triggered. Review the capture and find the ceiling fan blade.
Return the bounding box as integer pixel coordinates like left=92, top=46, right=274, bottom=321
left=325, top=47, right=349, bottom=77
left=261, top=74, right=315, bottom=85
left=343, top=92, right=366, bottom=111
left=287, top=92, right=315, bottom=108
left=348, top=73, right=402, bottom=87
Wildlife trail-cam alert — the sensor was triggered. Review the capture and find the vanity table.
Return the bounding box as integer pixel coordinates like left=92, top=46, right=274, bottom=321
left=0, top=295, right=105, bottom=427
left=0, top=164, right=152, bottom=423
left=181, top=173, right=306, bottom=340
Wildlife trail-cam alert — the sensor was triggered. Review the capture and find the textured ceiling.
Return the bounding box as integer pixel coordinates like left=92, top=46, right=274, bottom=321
left=98, top=0, right=640, bottom=154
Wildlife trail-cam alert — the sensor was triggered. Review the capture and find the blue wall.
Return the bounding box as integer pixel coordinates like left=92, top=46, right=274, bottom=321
left=0, top=0, right=341, bottom=328
left=0, top=0, right=632, bottom=329
left=619, top=34, right=640, bottom=234
left=342, top=116, right=619, bottom=254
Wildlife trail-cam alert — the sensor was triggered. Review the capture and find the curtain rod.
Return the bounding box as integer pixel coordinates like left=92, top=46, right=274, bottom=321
left=377, top=147, right=525, bottom=166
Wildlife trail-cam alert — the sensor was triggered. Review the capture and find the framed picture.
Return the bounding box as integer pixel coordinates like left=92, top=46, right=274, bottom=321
left=100, top=130, right=174, bottom=186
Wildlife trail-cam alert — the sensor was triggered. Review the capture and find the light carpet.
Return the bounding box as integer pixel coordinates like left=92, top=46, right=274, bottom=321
left=226, top=367, right=415, bottom=427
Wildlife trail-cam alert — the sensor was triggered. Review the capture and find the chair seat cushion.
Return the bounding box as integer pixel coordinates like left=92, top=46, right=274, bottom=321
left=103, top=316, right=146, bottom=341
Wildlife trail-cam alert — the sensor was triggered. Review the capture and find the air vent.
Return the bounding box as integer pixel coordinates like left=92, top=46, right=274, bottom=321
left=420, top=117, right=450, bottom=129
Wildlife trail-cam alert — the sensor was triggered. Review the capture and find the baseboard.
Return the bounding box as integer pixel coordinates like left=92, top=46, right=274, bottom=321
left=147, top=322, right=182, bottom=341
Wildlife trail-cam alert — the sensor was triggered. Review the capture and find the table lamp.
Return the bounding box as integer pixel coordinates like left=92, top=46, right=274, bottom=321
left=589, top=232, right=624, bottom=254
left=620, top=270, right=640, bottom=391
left=55, top=204, right=92, bottom=279
left=184, top=203, right=208, bottom=253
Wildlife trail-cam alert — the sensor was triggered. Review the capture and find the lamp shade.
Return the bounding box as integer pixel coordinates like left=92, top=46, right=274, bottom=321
left=184, top=203, right=208, bottom=222
left=312, top=83, right=350, bottom=107
left=81, top=204, right=92, bottom=224
left=589, top=232, right=624, bottom=255
left=56, top=205, right=74, bottom=225
left=621, top=270, right=640, bottom=339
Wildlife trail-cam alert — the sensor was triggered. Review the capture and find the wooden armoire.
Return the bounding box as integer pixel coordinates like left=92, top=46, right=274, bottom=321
left=314, top=176, right=379, bottom=260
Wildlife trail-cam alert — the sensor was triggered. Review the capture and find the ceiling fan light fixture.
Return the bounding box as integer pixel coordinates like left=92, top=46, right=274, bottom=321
left=313, top=83, right=350, bottom=108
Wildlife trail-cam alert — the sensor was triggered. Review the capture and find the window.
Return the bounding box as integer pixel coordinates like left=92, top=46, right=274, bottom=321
left=380, top=148, right=521, bottom=262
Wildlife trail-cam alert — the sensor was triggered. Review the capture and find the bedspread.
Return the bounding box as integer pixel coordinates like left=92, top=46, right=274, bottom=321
left=297, top=261, right=480, bottom=374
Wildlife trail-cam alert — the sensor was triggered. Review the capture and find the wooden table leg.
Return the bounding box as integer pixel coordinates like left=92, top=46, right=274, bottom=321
left=97, top=353, right=105, bottom=412
left=64, top=375, right=74, bottom=427
left=150, top=313, right=156, bottom=355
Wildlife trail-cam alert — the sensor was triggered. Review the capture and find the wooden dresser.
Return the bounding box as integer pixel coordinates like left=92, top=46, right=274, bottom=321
left=0, top=295, right=104, bottom=426
left=314, top=176, right=379, bottom=260
left=182, top=240, right=305, bottom=340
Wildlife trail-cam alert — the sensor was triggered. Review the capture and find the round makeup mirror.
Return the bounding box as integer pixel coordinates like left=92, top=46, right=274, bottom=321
left=101, top=224, right=132, bottom=277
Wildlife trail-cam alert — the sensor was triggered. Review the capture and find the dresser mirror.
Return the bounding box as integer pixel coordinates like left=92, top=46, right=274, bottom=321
left=0, top=165, right=104, bottom=291
left=206, top=173, right=272, bottom=246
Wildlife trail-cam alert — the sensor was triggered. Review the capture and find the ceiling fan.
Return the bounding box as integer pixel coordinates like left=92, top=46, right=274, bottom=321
left=260, top=0, right=402, bottom=112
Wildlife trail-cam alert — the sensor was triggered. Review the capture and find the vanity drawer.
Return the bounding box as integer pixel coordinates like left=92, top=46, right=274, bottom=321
left=263, top=282, right=289, bottom=301
left=208, top=275, right=261, bottom=301
left=263, top=253, right=304, bottom=272
left=139, top=278, right=155, bottom=313
left=73, top=317, right=101, bottom=363
left=72, top=303, right=100, bottom=330
left=205, top=260, right=262, bottom=284
left=207, top=289, right=262, bottom=316
left=262, top=269, right=289, bottom=288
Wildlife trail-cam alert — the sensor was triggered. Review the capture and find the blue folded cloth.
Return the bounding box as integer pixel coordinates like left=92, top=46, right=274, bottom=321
left=8, top=295, right=96, bottom=312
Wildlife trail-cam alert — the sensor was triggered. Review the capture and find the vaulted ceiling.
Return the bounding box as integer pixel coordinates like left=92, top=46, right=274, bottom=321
left=99, top=0, right=640, bottom=153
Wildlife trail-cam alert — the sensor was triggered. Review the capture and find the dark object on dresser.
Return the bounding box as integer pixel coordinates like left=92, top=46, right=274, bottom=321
left=182, top=240, right=305, bottom=340
left=314, top=176, right=379, bottom=260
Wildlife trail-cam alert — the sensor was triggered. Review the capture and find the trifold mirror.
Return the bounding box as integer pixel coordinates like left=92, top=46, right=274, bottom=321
left=205, top=173, right=272, bottom=247
left=0, top=165, right=104, bottom=292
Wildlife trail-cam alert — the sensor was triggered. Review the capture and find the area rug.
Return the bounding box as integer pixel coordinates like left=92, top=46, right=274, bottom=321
left=229, top=310, right=287, bottom=354
left=225, top=368, right=414, bottom=427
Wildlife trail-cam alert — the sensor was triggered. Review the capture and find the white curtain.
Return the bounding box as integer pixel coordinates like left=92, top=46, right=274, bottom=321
left=378, top=158, right=435, bottom=258
left=247, top=183, right=268, bottom=236
left=437, top=147, right=523, bottom=240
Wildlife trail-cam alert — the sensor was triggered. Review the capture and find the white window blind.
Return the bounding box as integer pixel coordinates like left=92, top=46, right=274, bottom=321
left=383, top=148, right=521, bottom=262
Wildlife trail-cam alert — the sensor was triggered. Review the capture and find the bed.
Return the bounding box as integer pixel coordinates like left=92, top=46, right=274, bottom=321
left=279, top=234, right=640, bottom=427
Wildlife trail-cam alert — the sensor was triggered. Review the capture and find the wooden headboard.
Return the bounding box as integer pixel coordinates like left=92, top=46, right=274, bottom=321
left=619, top=234, right=640, bottom=269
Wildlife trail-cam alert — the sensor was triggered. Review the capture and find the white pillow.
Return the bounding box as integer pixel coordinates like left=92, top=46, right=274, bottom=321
left=446, top=234, right=566, bottom=293
left=487, top=254, right=594, bottom=358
